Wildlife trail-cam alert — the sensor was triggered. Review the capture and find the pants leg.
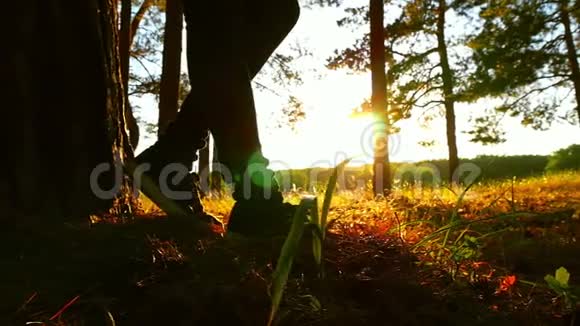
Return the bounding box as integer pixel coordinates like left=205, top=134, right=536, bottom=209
left=243, top=0, right=301, bottom=79
left=167, top=0, right=299, bottom=177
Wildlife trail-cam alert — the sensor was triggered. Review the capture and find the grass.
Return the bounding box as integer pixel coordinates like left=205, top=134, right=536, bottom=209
left=3, top=171, right=580, bottom=325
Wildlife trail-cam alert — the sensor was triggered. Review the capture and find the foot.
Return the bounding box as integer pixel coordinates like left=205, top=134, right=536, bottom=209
left=134, top=145, right=221, bottom=228
left=226, top=196, right=297, bottom=237
left=225, top=160, right=299, bottom=237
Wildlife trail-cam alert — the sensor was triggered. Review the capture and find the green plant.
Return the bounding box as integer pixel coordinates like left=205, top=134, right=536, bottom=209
left=545, top=267, right=579, bottom=312
left=448, top=233, right=481, bottom=280
left=268, top=198, right=312, bottom=326
left=267, top=159, right=350, bottom=326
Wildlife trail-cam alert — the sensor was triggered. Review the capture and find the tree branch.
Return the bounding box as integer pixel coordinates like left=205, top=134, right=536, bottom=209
left=504, top=80, right=568, bottom=108
left=130, top=0, right=155, bottom=46
left=414, top=99, right=445, bottom=108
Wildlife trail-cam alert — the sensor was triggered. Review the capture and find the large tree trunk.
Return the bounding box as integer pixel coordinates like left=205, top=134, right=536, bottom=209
left=369, top=0, right=392, bottom=195
left=120, top=0, right=141, bottom=150
left=158, top=0, right=183, bottom=136
left=2, top=0, right=131, bottom=222
left=560, top=0, right=580, bottom=125
left=436, top=0, right=459, bottom=183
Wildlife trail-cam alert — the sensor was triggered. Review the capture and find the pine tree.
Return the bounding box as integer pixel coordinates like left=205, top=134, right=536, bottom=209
left=309, top=0, right=395, bottom=192
left=3, top=0, right=131, bottom=220
left=465, top=0, right=580, bottom=135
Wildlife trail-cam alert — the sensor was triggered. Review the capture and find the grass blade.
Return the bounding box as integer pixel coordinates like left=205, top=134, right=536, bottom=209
left=450, top=178, right=478, bottom=222
left=311, top=223, right=324, bottom=271
left=305, top=195, right=323, bottom=268
left=268, top=197, right=314, bottom=326
left=320, top=158, right=352, bottom=237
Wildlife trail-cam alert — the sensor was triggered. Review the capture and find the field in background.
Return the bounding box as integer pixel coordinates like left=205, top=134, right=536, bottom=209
left=271, top=154, right=552, bottom=192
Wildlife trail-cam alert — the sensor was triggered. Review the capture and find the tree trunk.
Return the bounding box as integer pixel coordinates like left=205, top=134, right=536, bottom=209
left=436, top=0, right=459, bottom=183
left=198, top=133, right=210, bottom=193
left=120, top=0, right=141, bottom=150
left=120, top=0, right=131, bottom=101
left=369, top=0, right=392, bottom=195
left=2, top=0, right=131, bottom=222
left=560, top=0, right=580, bottom=125
left=158, top=0, right=183, bottom=136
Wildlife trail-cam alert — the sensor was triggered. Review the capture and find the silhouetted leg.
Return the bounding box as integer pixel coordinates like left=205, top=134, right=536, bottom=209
left=157, top=0, right=300, bottom=235
left=244, top=0, right=301, bottom=78
left=134, top=0, right=299, bottom=224
left=170, top=0, right=300, bottom=176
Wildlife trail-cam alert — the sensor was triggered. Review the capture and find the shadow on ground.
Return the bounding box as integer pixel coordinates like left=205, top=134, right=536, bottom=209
left=0, top=218, right=567, bottom=325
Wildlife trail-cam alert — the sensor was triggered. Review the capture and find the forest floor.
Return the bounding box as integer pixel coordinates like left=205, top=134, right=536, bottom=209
left=2, top=172, right=580, bottom=325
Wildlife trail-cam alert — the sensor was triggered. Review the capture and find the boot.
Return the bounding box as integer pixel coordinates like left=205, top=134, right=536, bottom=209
left=226, top=164, right=297, bottom=237
left=135, top=134, right=221, bottom=227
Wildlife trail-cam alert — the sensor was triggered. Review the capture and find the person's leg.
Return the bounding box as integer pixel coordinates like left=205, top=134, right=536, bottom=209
left=216, top=0, right=300, bottom=236
left=136, top=0, right=249, bottom=217
left=156, top=0, right=299, bottom=166
left=183, top=0, right=299, bottom=235
left=176, top=0, right=300, bottom=181
left=210, top=0, right=300, bottom=191
left=140, top=0, right=300, bottom=234
left=177, top=0, right=258, bottom=177
left=244, top=0, right=301, bottom=79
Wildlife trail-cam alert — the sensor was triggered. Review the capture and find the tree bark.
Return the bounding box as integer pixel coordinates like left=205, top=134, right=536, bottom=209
left=120, top=0, right=131, bottom=95
left=158, top=0, right=183, bottom=136
left=369, top=0, right=392, bottom=195
left=560, top=0, right=580, bottom=125
left=436, top=0, right=459, bottom=183
left=2, top=0, right=131, bottom=222
left=119, top=0, right=140, bottom=150
left=198, top=133, right=210, bottom=193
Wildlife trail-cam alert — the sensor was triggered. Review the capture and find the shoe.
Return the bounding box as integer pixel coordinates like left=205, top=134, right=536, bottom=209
left=226, top=171, right=296, bottom=237
left=226, top=198, right=297, bottom=237
left=134, top=144, right=221, bottom=228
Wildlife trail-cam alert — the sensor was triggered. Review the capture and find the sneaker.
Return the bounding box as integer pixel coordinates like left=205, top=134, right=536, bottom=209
left=134, top=144, right=221, bottom=228
left=226, top=198, right=297, bottom=237
left=225, top=160, right=298, bottom=237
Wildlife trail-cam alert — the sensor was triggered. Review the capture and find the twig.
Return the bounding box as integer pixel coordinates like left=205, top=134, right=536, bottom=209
left=15, top=292, right=38, bottom=314
left=49, top=295, right=80, bottom=321
left=393, top=212, right=405, bottom=245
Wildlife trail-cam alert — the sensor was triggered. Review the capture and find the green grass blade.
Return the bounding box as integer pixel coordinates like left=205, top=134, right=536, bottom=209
left=452, top=226, right=472, bottom=246
left=304, top=196, right=322, bottom=268
left=311, top=223, right=323, bottom=268
left=268, top=198, right=312, bottom=326
left=450, top=178, right=478, bottom=222
left=412, top=220, right=465, bottom=250
left=386, top=219, right=438, bottom=235
left=320, top=158, right=352, bottom=238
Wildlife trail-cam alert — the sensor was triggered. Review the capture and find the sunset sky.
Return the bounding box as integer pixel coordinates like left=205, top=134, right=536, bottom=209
left=133, top=2, right=580, bottom=170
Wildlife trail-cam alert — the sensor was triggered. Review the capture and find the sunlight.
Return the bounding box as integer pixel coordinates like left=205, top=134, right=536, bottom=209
left=259, top=70, right=442, bottom=168
left=259, top=71, right=380, bottom=169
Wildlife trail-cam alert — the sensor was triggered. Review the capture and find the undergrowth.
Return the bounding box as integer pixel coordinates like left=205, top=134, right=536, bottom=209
left=5, top=172, right=580, bottom=325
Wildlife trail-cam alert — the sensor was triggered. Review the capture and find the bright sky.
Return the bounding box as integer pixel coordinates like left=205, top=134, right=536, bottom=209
left=134, top=3, right=580, bottom=170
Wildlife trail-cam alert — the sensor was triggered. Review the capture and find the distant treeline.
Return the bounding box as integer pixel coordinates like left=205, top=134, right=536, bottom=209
left=274, top=145, right=580, bottom=191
